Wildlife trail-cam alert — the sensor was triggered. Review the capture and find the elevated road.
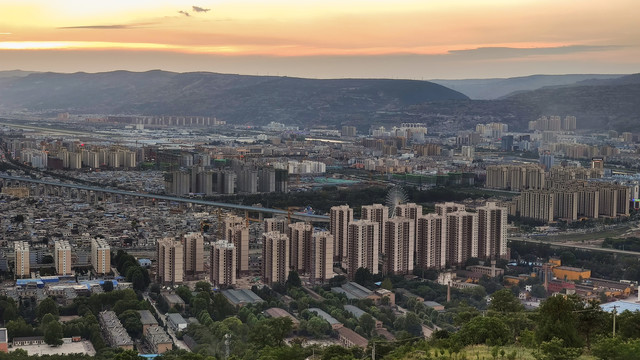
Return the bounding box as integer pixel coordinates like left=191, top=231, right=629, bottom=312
left=509, top=236, right=640, bottom=257
left=0, top=174, right=330, bottom=223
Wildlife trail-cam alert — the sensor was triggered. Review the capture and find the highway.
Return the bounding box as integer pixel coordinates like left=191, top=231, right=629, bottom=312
left=508, top=236, right=640, bottom=257
left=0, top=174, right=330, bottom=223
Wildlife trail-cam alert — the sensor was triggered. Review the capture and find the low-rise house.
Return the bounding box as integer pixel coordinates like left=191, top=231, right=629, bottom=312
left=145, top=326, right=173, bottom=354
left=166, top=313, right=188, bottom=332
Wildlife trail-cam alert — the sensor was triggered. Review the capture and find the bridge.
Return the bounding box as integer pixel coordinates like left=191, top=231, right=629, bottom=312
left=509, top=237, right=640, bottom=257
left=0, top=174, right=330, bottom=223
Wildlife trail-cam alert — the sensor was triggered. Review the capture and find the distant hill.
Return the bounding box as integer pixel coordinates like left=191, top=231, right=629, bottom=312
left=430, top=74, right=625, bottom=100
left=0, top=70, right=468, bottom=126
left=502, top=73, right=640, bottom=131
left=0, top=70, right=38, bottom=78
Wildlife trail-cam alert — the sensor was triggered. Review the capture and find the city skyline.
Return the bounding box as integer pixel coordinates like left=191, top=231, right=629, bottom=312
left=0, top=0, right=638, bottom=79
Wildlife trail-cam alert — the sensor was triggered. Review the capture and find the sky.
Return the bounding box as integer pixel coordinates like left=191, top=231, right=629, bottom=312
left=0, top=0, right=639, bottom=79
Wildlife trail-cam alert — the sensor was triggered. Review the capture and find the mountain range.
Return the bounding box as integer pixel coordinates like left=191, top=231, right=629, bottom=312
left=0, top=70, right=638, bottom=132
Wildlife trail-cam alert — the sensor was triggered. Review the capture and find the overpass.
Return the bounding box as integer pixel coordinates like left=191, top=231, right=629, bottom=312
left=509, top=237, right=640, bottom=257
left=0, top=174, right=330, bottom=223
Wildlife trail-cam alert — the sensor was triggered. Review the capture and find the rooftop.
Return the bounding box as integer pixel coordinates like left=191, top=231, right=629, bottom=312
left=163, top=293, right=185, bottom=305
left=138, top=310, right=158, bottom=326
left=221, top=289, right=264, bottom=306
left=166, top=313, right=187, bottom=325
left=343, top=305, right=366, bottom=319
left=601, top=300, right=640, bottom=313
left=309, top=308, right=341, bottom=326
left=336, top=326, right=368, bottom=348
left=333, top=282, right=373, bottom=300
left=146, top=326, right=172, bottom=345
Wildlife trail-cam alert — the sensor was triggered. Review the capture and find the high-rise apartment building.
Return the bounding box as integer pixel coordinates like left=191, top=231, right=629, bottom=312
left=54, top=240, right=72, bottom=276
left=435, top=202, right=466, bottom=216
left=14, top=241, right=30, bottom=278
left=182, top=232, right=204, bottom=275
left=384, top=217, right=415, bottom=275
left=221, top=215, right=244, bottom=240
left=445, top=211, right=478, bottom=266
left=288, top=222, right=313, bottom=274
left=264, top=216, right=288, bottom=234
left=311, top=231, right=334, bottom=283
left=91, top=238, right=111, bottom=275
left=210, top=240, right=236, bottom=287
left=223, top=217, right=249, bottom=276
left=361, top=204, right=389, bottom=254
left=262, top=231, right=290, bottom=285
left=477, top=202, right=508, bottom=260
left=156, top=238, right=183, bottom=285
left=416, top=214, right=446, bottom=269
left=346, top=220, right=379, bottom=280
left=330, top=205, right=353, bottom=261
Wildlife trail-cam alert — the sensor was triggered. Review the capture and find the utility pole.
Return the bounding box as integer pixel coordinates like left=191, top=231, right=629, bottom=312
left=372, top=341, right=376, bottom=360
left=613, top=305, right=618, bottom=337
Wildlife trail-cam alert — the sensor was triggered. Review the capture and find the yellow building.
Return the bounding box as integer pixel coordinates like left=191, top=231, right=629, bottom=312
left=552, top=266, right=591, bottom=281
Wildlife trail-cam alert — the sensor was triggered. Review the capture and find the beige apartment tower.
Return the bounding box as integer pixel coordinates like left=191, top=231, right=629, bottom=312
left=262, top=231, right=290, bottom=285
left=288, top=222, right=313, bottom=274
left=346, top=220, right=379, bottom=280
left=182, top=232, right=204, bottom=275
left=311, top=231, right=334, bottom=283
left=445, top=211, right=478, bottom=266
left=361, top=204, right=389, bottom=254
left=210, top=240, right=236, bottom=287
left=156, top=238, right=183, bottom=285
left=225, top=223, right=249, bottom=276
left=54, top=240, right=72, bottom=276
left=416, top=214, right=446, bottom=269
left=91, top=238, right=111, bottom=275
left=330, top=205, right=353, bottom=261
left=14, top=241, right=30, bottom=278
left=477, top=202, right=508, bottom=260
left=264, top=216, right=289, bottom=234
left=384, top=217, right=415, bottom=275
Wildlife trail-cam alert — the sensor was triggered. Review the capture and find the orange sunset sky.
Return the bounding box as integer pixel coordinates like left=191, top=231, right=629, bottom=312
left=0, top=0, right=639, bottom=79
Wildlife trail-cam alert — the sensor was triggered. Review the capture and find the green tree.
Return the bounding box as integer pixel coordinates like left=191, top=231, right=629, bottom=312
left=616, top=310, right=640, bottom=339
left=36, top=297, right=59, bottom=321
left=101, top=280, right=114, bottom=292
left=118, top=310, right=143, bottom=338
left=359, top=313, right=376, bottom=337
left=305, top=316, right=331, bottom=338
left=576, top=300, right=609, bottom=348
left=114, top=349, right=142, bottom=360
left=533, top=337, right=582, bottom=360
left=195, top=281, right=212, bottom=293
left=489, top=289, right=523, bottom=313
left=286, top=271, right=302, bottom=288
left=175, top=286, right=193, bottom=303
left=354, top=267, right=373, bottom=287
left=381, top=278, right=393, bottom=290
left=43, top=320, right=63, bottom=346
left=592, top=336, right=640, bottom=360
left=535, top=295, right=583, bottom=348
left=456, top=316, right=511, bottom=346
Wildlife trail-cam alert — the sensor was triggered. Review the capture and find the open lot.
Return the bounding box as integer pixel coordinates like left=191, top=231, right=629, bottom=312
left=11, top=340, right=96, bottom=356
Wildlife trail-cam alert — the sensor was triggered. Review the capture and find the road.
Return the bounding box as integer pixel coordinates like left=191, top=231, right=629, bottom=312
left=508, top=236, right=640, bottom=257
left=142, top=293, right=190, bottom=351
left=0, top=174, right=329, bottom=222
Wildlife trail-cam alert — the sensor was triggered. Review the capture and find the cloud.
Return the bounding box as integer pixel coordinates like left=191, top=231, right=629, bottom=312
left=192, top=6, right=210, bottom=13
left=447, top=45, right=622, bottom=59
left=0, top=32, right=12, bottom=35
left=58, top=23, right=156, bottom=30
left=178, top=11, right=191, bottom=17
